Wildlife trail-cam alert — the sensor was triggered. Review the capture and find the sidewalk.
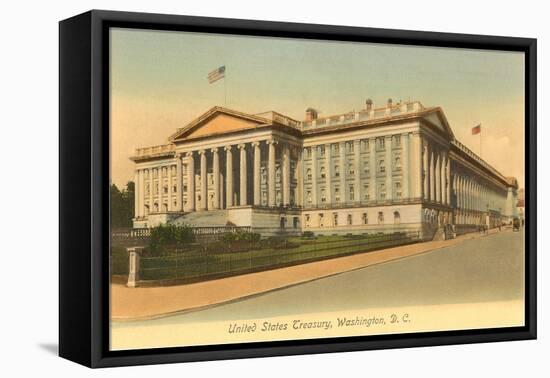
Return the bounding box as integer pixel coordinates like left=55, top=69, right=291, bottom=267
left=111, top=228, right=506, bottom=321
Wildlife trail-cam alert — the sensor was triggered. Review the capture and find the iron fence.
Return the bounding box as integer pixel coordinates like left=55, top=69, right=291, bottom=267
left=136, top=231, right=420, bottom=285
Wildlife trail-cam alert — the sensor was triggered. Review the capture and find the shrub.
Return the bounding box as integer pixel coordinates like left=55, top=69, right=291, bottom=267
left=220, top=229, right=261, bottom=242
left=301, top=231, right=315, bottom=238
left=149, top=224, right=195, bottom=253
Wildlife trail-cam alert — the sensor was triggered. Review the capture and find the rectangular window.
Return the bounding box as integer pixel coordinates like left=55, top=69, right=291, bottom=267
left=333, top=213, right=338, bottom=226
left=349, top=142, right=354, bottom=153
left=377, top=137, right=385, bottom=150
left=363, top=184, right=369, bottom=200
left=347, top=214, right=353, bottom=225
left=349, top=163, right=355, bottom=175
left=335, top=187, right=341, bottom=202
left=334, top=143, right=339, bottom=154
left=380, top=183, right=386, bottom=199
left=320, top=145, right=325, bottom=157
left=395, top=135, right=401, bottom=147
left=362, top=213, right=368, bottom=224
left=349, top=185, right=355, bottom=201
left=379, top=159, right=385, bottom=173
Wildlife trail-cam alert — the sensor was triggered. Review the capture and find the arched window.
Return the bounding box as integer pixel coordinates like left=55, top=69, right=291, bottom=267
left=378, top=211, right=384, bottom=224
left=394, top=211, right=401, bottom=224
left=362, top=213, right=368, bottom=224
left=333, top=213, right=338, bottom=226
left=153, top=203, right=159, bottom=213
left=320, top=166, right=326, bottom=179
left=307, top=168, right=312, bottom=180
left=334, top=165, right=340, bottom=177
left=347, top=214, right=353, bottom=225
left=162, top=203, right=168, bottom=212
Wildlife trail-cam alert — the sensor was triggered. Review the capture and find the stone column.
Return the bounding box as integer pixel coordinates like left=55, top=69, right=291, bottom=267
left=282, top=143, right=290, bottom=206
left=157, top=168, right=163, bottom=212
left=429, top=149, right=435, bottom=201
left=267, top=139, right=277, bottom=207
left=253, top=141, right=261, bottom=206
left=310, top=145, right=318, bottom=206
left=446, top=155, right=451, bottom=206
left=148, top=168, right=153, bottom=214
left=134, top=170, right=139, bottom=218
left=176, top=154, right=183, bottom=211
left=435, top=153, right=441, bottom=203
left=339, top=142, right=346, bottom=203
left=440, top=154, right=445, bottom=204
left=401, top=133, right=410, bottom=199
left=385, top=135, right=393, bottom=200
left=325, top=144, right=332, bottom=204
left=225, top=146, right=233, bottom=207
left=369, top=138, right=377, bottom=201
left=354, top=139, right=361, bottom=203
left=199, top=150, right=207, bottom=210
left=168, top=166, right=173, bottom=211
left=212, top=148, right=220, bottom=209
left=239, top=144, right=247, bottom=206
left=186, top=152, right=195, bottom=212
left=296, top=147, right=303, bottom=207
left=423, top=141, right=429, bottom=200
left=410, top=133, right=421, bottom=199
left=138, top=169, right=144, bottom=217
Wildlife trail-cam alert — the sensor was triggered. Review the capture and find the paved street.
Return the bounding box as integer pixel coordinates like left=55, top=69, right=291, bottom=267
left=113, top=229, right=524, bottom=329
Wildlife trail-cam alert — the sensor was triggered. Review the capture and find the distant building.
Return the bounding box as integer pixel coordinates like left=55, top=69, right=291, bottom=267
left=130, top=99, right=518, bottom=239
left=517, top=188, right=525, bottom=220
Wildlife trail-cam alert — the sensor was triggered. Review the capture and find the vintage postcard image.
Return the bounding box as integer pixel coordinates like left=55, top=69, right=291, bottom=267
left=108, top=28, right=525, bottom=350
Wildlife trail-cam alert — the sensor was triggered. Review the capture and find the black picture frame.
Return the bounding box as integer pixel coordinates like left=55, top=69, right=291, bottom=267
left=59, top=9, right=537, bottom=368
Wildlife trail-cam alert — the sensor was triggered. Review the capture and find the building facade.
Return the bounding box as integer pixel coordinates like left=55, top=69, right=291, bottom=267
left=130, top=99, right=518, bottom=239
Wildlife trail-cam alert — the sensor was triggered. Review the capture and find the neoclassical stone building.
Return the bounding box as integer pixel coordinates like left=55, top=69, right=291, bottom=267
left=130, top=99, right=518, bottom=239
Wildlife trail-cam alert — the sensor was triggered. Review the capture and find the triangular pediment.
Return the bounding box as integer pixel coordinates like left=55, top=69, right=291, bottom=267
left=170, top=107, right=269, bottom=142
left=421, top=108, right=455, bottom=139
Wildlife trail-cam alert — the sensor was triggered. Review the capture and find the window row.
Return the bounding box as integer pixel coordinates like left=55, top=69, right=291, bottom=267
left=304, top=211, right=401, bottom=227
left=303, top=136, right=403, bottom=158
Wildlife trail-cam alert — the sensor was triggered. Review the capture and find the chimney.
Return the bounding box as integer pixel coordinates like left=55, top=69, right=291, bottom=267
left=365, top=98, right=373, bottom=112
left=305, top=107, right=318, bottom=122
left=387, top=98, right=393, bottom=108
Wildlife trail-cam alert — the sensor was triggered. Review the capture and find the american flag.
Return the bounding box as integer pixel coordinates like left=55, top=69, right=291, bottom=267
left=207, top=65, right=226, bottom=84
left=471, top=124, right=481, bottom=135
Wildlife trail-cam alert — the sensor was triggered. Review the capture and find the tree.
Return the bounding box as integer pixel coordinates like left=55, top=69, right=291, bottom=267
left=110, top=181, right=135, bottom=228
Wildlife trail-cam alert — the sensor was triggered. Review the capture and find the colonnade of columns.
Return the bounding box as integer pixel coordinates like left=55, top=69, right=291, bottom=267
left=453, top=173, right=507, bottom=225
left=422, top=140, right=451, bottom=205
left=178, top=138, right=297, bottom=212
left=134, top=165, right=178, bottom=217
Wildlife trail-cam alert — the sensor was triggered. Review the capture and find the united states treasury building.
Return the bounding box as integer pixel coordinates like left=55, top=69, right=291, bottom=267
left=130, top=99, right=518, bottom=240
